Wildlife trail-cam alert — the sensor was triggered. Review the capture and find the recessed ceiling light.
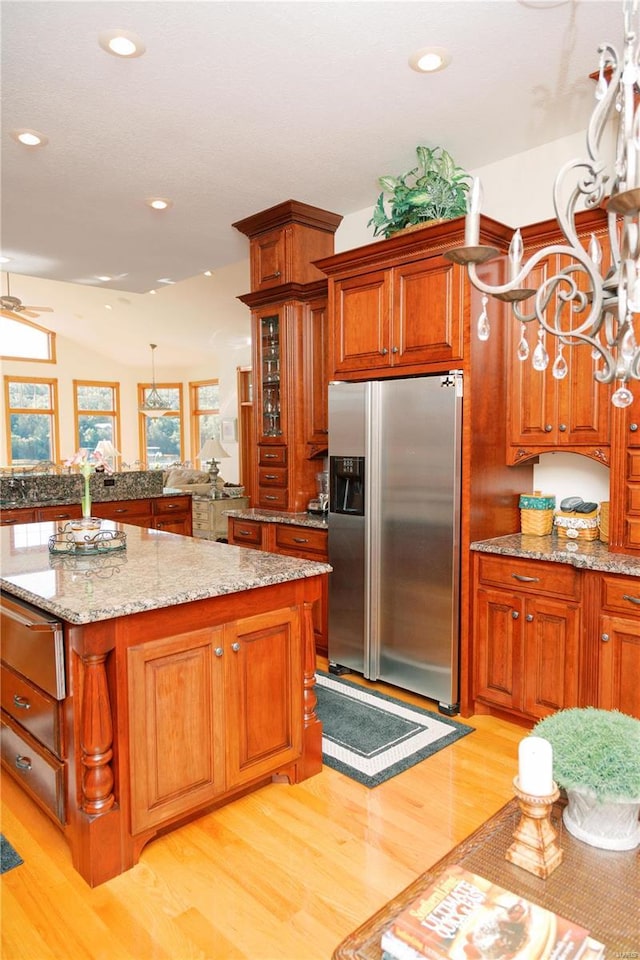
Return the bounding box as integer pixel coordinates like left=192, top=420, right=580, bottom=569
left=157, top=278, right=175, bottom=285
left=204, top=270, right=213, bottom=277
left=145, top=197, right=173, bottom=211
left=0, top=256, right=11, bottom=264
left=96, top=275, right=112, bottom=282
left=98, top=29, right=146, bottom=58
left=409, top=46, right=451, bottom=74
left=10, top=128, right=49, bottom=148
left=105, top=304, right=113, bottom=311
left=149, top=289, right=157, bottom=295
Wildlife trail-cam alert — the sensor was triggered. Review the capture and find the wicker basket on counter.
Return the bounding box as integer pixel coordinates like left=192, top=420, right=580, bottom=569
left=519, top=492, right=556, bottom=536
left=554, top=508, right=600, bottom=541
left=599, top=501, right=609, bottom=543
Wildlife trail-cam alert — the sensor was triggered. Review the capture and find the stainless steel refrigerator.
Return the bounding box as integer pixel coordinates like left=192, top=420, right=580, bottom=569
left=328, top=373, right=463, bottom=714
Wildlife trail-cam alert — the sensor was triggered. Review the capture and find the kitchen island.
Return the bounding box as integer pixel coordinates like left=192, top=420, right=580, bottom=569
left=0, top=520, right=330, bottom=886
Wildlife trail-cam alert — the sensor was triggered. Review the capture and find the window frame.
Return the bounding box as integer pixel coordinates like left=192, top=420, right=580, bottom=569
left=137, top=381, right=185, bottom=467
left=0, top=314, right=57, bottom=363
left=3, top=374, right=60, bottom=466
left=189, top=379, right=221, bottom=467
left=72, top=379, right=122, bottom=464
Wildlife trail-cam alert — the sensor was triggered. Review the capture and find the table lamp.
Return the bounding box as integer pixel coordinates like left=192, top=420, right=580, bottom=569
left=196, top=437, right=230, bottom=486
left=94, top=440, right=120, bottom=469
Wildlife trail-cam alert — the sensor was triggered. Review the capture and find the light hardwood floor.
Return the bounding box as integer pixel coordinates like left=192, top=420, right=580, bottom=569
left=1, top=661, right=527, bottom=960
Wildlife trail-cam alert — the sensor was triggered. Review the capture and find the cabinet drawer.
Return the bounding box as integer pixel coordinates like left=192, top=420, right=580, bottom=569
left=191, top=502, right=210, bottom=522
left=258, top=466, right=287, bottom=488
left=628, top=451, right=640, bottom=482
left=1, top=665, right=63, bottom=757
left=1, top=507, right=37, bottom=526
left=258, top=445, right=287, bottom=466
left=275, top=525, right=327, bottom=558
left=476, top=554, right=579, bottom=599
left=600, top=575, right=640, bottom=617
left=154, top=496, right=190, bottom=516
left=627, top=485, right=640, bottom=515
left=257, top=488, right=288, bottom=510
left=1, top=715, right=66, bottom=824
left=229, top=518, right=264, bottom=548
left=95, top=498, right=152, bottom=520
left=0, top=595, right=65, bottom=699
left=37, top=504, right=82, bottom=522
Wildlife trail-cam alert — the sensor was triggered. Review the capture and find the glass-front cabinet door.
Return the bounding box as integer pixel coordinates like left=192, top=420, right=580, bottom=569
left=257, top=310, right=284, bottom=440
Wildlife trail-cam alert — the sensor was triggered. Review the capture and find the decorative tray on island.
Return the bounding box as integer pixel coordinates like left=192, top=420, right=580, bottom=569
left=49, top=521, right=127, bottom=555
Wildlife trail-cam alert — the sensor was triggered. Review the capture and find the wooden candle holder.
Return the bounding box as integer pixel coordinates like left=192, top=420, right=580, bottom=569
left=505, top=776, right=563, bottom=879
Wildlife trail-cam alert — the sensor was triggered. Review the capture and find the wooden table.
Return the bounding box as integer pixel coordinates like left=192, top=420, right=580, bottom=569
left=332, top=798, right=639, bottom=958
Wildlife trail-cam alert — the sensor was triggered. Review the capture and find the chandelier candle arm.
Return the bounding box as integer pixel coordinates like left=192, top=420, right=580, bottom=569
left=445, top=0, right=640, bottom=408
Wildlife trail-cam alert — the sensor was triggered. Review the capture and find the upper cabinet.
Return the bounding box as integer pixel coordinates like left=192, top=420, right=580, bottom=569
left=506, top=210, right=612, bottom=466
left=234, top=201, right=342, bottom=512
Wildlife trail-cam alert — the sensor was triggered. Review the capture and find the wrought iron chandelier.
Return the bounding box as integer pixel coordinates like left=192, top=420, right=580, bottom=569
left=139, top=343, right=171, bottom=417
left=446, top=0, right=640, bottom=408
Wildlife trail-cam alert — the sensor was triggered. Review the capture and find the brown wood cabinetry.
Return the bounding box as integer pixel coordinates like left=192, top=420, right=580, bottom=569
left=235, top=201, right=342, bottom=512
left=609, top=390, right=640, bottom=553
left=506, top=210, right=611, bottom=466
left=228, top=516, right=328, bottom=655
left=471, top=554, right=640, bottom=722
left=128, top=605, right=302, bottom=834
left=473, top=554, right=580, bottom=722
left=1, top=495, right=192, bottom=536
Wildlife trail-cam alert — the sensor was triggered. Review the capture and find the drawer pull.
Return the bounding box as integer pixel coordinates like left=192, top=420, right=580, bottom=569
left=512, top=574, right=540, bottom=583
left=263, top=453, right=277, bottom=459
left=114, top=508, right=127, bottom=514
left=214, top=647, right=224, bottom=657
left=15, top=755, right=32, bottom=771
left=264, top=495, right=278, bottom=501
left=622, top=594, right=640, bottom=605
left=13, top=695, right=31, bottom=710
left=511, top=611, right=519, bottom=619
left=239, top=529, right=252, bottom=536
left=231, top=642, right=241, bottom=652
left=52, top=513, right=71, bottom=520
left=601, top=633, right=610, bottom=642
left=264, top=474, right=278, bottom=480
left=293, top=537, right=309, bottom=544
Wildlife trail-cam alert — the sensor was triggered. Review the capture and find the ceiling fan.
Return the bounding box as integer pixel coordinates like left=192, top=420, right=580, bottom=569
left=0, top=273, right=54, bottom=320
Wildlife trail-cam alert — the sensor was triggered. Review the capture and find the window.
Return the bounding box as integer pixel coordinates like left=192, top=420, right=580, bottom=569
left=138, top=383, right=184, bottom=468
left=190, top=380, right=221, bottom=465
left=73, top=381, right=121, bottom=461
left=4, top=376, right=59, bottom=466
left=0, top=314, right=56, bottom=363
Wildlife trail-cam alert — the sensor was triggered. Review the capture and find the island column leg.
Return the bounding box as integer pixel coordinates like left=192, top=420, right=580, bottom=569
left=292, top=598, right=323, bottom=782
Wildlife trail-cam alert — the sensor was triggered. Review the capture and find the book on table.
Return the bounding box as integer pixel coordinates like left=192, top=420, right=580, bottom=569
left=380, top=865, right=604, bottom=960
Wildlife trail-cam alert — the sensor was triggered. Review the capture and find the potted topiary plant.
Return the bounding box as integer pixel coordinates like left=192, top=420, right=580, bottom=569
left=533, top=707, right=640, bottom=851
left=367, top=145, right=472, bottom=239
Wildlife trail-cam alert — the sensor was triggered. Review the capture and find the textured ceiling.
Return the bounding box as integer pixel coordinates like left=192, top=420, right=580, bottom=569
left=0, top=0, right=625, bottom=295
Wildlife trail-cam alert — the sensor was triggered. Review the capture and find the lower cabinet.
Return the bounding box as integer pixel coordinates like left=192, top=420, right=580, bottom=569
left=127, top=605, right=302, bottom=834
left=228, top=516, right=328, bottom=655
left=472, top=553, right=640, bottom=721
left=1, top=496, right=192, bottom=535
left=192, top=496, right=250, bottom=540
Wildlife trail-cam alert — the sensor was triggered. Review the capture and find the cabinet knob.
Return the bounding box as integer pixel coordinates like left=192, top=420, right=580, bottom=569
left=15, top=755, right=32, bottom=771
left=601, top=633, right=610, bottom=642
left=13, top=695, right=31, bottom=710
left=392, top=346, right=399, bottom=354
left=231, top=642, right=241, bottom=652
left=511, top=611, right=519, bottom=619
left=525, top=614, right=534, bottom=622
left=380, top=347, right=388, bottom=355
left=630, top=423, right=638, bottom=432
left=544, top=424, right=553, bottom=433
left=214, top=647, right=224, bottom=657
left=558, top=423, right=567, bottom=432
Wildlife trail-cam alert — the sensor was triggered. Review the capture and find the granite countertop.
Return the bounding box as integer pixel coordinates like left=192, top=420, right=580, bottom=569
left=471, top=533, right=640, bottom=577
left=1, top=488, right=189, bottom=510
left=0, top=521, right=331, bottom=624
left=224, top=507, right=328, bottom=530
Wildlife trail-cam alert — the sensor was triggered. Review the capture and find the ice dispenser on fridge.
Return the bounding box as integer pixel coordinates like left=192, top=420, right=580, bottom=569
left=330, top=457, right=365, bottom=516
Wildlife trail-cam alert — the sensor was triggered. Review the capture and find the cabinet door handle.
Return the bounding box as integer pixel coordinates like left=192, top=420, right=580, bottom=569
left=15, top=755, right=32, bottom=771
left=544, top=424, right=553, bottom=433
left=231, top=642, right=241, bottom=652
left=558, top=423, right=567, bottom=432
left=511, top=611, right=519, bottom=619
left=622, top=594, right=640, bottom=605
left=293, top=537, right=309, bottom=544
left=601, top=633, right=610, bottom=642
left=380, top=347, right=388, bottom=355
left=630, top=423, right=638, bottom=432
left=13, top=695, right=31, bottom=710
left=512, top=574, right=540, bottom=583
left=392, top=346, right=399, bottom=354
left=263, top=271, right=281, bottom=280
left=214, top=647, right=224, bottom=657
left=525, top=614, right=534, bottom=622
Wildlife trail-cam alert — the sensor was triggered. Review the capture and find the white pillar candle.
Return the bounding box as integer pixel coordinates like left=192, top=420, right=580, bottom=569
left=464, top=177, right=482, bottom=247
left=518, top=736, right=553, bottom=796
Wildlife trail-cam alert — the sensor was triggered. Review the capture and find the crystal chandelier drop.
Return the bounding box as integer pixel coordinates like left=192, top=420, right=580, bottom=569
left=139, top=343, right=171, bottom=417
left=446, top=0, right=640, bottom=408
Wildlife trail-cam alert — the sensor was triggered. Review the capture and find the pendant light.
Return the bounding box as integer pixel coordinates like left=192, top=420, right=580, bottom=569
left=139, top=343, right=171, bottom=417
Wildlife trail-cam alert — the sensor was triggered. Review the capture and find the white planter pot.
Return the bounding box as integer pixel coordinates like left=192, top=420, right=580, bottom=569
left=563, top=787, right=640, bottom=851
